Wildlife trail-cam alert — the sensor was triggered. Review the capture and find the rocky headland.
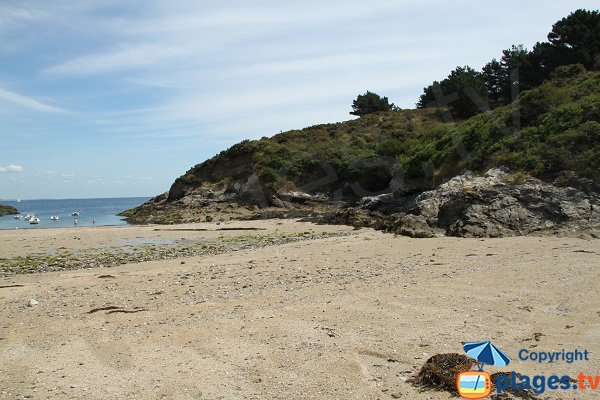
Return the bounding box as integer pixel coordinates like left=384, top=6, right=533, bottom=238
left=121, top=68, right=600, bottom=239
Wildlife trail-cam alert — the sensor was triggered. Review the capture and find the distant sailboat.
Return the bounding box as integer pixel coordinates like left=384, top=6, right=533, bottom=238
left=16, top=198, right=21, bottom=203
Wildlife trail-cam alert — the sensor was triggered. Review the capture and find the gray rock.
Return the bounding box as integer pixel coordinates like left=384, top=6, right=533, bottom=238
left=323, top=209, right=442, bottom=238
left=400, top=169, right=598, bottom=237
left=27, top=299, right=39, bottom=307
left=389, top=214, right=443, bottom=238
left=279, top=191, right=329, bottom=203
left=270, top=195, right=286, bottom=208
left=151, top=192, right=168, bottom=203
left=328, top=168, right=599, bottom=238
left=359, top=193, right=394, bottom=209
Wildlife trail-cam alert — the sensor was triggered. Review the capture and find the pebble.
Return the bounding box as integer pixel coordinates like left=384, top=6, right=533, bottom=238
left=27, top=299, right=39, bottom=307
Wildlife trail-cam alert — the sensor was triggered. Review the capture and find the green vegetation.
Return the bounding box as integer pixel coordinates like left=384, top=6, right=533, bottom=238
left=547, top=9, right=600, bottom=70
left=417, top=66, right=489, bottom=119
left=172, top=68, right=599, bottom=196
left=350, top=91, right=396, bottom=117
left=418, top=9, right=600, bottom=117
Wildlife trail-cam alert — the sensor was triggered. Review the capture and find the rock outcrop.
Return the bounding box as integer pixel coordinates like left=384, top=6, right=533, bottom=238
left=416, top=169, right=598, bottom=237
left=328, top=169, right=599, bottom=238
left=0, top=205, right=18, bottom=217
left=122, top=167, right=599, bottom=238
left=119, top=180, right=340, bottom=225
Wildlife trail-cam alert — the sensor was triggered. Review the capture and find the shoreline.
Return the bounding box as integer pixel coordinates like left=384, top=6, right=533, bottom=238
left=0, top=223, right=129, bottom=231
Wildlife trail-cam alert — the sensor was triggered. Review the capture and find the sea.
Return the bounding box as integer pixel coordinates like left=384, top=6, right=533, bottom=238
left=0, top=197, right=149, bottom=230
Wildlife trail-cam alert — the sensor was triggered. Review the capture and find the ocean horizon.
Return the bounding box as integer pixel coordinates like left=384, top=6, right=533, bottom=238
left=0, top=197, right=149, bottom=230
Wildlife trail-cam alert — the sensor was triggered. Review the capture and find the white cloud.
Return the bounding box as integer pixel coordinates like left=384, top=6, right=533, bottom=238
left=43, top=43, right=189, bottom=76
left=0, top=164, right=24, bottom=173
left=114, top=175, right=153, bottom=184
left=43, top=170, right=75, bottom=181
left=0, top=88, right=64, bottom=113
left=7, top=164, right=23, bottom=172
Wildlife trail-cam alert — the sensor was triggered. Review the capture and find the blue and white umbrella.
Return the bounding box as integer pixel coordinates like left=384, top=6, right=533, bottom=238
left=463, top=341, right=511, bottom=367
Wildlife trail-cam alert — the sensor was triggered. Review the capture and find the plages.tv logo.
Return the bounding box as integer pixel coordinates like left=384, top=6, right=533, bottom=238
left=457, top=371, right=491, bottom=399
left=456, top=341, right=511, bottom=399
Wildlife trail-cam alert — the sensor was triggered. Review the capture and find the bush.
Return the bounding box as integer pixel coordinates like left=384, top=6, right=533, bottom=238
left=376, top=139, right=406, bottom=157
left=551, top=64, right=587, bottom=79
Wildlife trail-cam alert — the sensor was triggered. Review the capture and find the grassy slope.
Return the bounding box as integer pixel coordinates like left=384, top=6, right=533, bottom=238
left=172, top=67, right=600, bottom=199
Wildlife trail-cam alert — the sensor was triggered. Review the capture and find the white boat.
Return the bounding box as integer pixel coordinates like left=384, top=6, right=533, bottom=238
left=71, top=211, right=80, bottom=216
left=50, top=215, right=59, bottom=221
left=14, top=214, right=22, bottom=219
left=29, top=217, right=40, bottom=224
left=24, top=214, right=33, bottom=221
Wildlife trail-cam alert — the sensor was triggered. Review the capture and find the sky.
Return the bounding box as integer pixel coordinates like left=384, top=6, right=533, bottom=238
left=0, top=1, right=598, bottom=199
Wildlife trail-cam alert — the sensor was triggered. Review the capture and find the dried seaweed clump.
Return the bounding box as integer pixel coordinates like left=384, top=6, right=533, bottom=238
left=410, top=353, right=475, bottom=394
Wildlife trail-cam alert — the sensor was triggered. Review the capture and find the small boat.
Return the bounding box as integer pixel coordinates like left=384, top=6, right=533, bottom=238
left=71, top=211, right=80, bottom=216
left=24, top=214, right=33, bottom=221
left=50, top=215, right=59, bottom=221
left=29, top=217, right=40, bottom=224
left=14, top=214, right=22, bottom=219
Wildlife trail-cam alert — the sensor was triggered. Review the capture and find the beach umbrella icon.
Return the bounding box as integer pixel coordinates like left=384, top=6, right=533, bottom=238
left=463, top=341, right=511, bottom=368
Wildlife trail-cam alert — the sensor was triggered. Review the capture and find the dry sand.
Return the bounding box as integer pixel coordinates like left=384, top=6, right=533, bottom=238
left=0, top=220, right=598, bottom=399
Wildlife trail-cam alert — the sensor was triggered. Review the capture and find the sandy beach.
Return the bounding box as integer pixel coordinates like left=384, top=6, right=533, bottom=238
left=0, top=220, right=598, bottom=399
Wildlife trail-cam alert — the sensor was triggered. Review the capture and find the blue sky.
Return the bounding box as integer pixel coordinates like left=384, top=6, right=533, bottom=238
left=0, top=1, right=597, bottom=199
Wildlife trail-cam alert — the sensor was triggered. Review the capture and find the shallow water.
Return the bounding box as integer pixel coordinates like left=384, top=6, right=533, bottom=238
left=0, top=197, right=148, bottom=230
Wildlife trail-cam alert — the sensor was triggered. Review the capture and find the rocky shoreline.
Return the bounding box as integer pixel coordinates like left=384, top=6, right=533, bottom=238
left=323, top=169, right=600, bottom=238
left=121, top=169, right=600, bottom=239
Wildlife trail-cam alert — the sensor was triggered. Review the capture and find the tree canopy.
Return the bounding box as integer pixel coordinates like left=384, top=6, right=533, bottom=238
left=350, top=91, right=395, bottom=116
left=417, top=9, right=599, bottom=117
left=417, top=66, right=488, bottom=119
left=548, top=9, right=600, bottom=69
